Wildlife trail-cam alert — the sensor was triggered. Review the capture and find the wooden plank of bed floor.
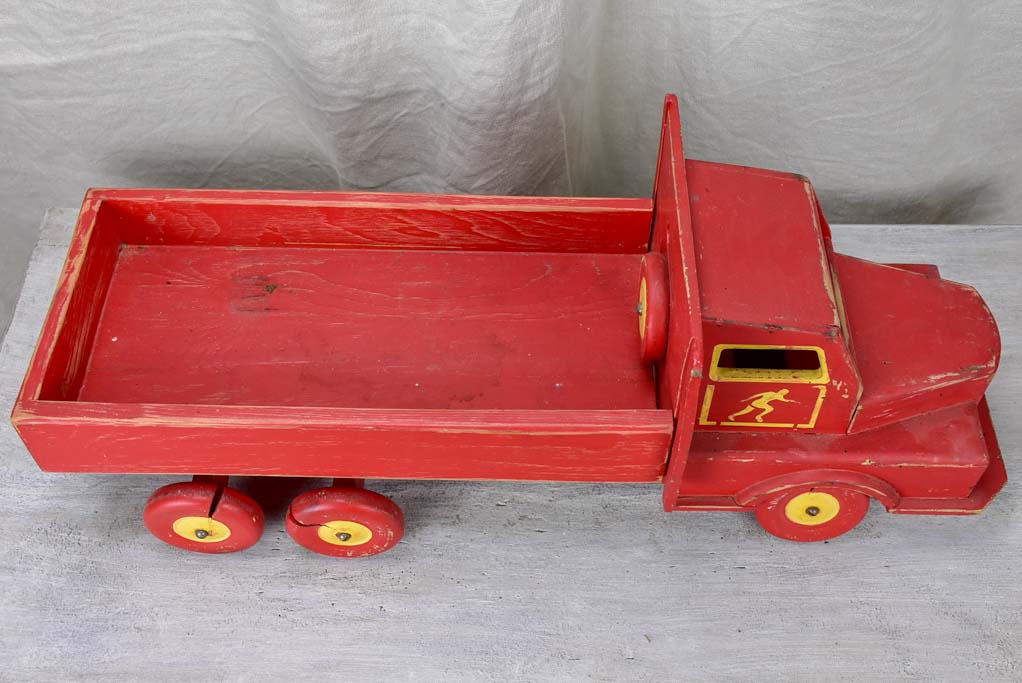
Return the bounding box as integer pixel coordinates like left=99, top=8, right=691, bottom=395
left=78, top=246, right=656, bottom=411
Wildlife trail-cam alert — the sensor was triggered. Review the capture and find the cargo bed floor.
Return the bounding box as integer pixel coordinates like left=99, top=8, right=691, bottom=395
left=78, top=245, right=655, bottom=410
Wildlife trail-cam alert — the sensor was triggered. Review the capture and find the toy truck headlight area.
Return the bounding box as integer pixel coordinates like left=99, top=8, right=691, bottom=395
left=9, top=95, right=1005, bottom=555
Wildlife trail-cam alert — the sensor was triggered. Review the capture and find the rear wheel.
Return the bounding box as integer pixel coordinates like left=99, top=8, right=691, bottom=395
left=754, top=486, right=869, bottom=542
left=143, top=480, right=265, bottom=553
left=286, top=485, right=403, bottom=557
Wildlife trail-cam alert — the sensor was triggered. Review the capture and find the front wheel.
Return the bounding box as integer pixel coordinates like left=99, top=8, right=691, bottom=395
left=754, top=486, right=869, bottom=542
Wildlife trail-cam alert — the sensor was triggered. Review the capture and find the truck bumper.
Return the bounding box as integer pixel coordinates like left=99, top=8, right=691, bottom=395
left=889, top=397, right=1006, bottom=515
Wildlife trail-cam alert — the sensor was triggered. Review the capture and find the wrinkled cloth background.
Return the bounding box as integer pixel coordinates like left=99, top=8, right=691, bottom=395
left=2, top=1, right=1020, bottom=336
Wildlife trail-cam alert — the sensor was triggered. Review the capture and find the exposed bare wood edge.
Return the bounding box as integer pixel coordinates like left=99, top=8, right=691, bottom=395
left=105, top=196, right=654, bottom=253
left=703, top=317, right=840, bottom=335
left=14, top=402, right=675, bottom=432
left=733, top=468, right=901, bottom=508
left=86, top=187, right=654, bottom=211
left=33, top=467, right=667, bottom=484
left=23, top=194, right=104, bottom=402
left=654, top=95, right=706, bottom=511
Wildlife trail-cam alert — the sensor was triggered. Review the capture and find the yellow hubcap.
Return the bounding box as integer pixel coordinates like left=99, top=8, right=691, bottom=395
left=172, top=516, right=232, bottom=543
left=638, top=277, right=648, bottom=338
left=785, top=491, right=840, bottom=526
left=318, top=520, right=373, bottom=546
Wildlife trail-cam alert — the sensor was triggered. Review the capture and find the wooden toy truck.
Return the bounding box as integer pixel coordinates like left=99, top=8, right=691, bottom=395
left=10, top=95, right=1005, bottom=556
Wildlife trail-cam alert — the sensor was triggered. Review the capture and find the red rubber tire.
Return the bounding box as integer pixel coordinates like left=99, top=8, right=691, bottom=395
left=143, top=481, right=265, bottom=553
left=286, top=487, right=404, bottom=557
left=638, top=253, right=669, bottom=362
left=754, top=486, right=870, bottom=542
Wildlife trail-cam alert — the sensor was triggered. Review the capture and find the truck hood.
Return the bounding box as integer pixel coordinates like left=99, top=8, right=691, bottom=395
left=832, top=254, right=1000, bottom=434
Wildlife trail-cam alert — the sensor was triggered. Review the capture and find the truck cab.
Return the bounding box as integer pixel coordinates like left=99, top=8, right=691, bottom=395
left=685, top=159, right=999, bottom=436
left=646, top=96, right=1005, bottom=540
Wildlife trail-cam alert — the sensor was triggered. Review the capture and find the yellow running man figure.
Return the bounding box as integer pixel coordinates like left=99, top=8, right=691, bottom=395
left=727, top=388, right=797, bottom=423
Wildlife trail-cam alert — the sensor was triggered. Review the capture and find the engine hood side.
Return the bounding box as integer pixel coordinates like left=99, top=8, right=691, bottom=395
left=831, top=254, right=1000, bottom=434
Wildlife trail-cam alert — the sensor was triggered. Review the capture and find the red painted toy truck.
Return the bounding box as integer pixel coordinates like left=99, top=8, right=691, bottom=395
left=11, top=95, right=1004, bottom=555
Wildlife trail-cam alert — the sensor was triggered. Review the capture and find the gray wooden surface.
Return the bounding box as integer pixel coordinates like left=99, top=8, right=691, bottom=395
left=1, top=210, right=1019, bottom=682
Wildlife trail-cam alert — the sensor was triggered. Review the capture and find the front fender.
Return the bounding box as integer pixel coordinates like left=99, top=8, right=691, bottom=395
left=734, top=469, right=900, bottom=510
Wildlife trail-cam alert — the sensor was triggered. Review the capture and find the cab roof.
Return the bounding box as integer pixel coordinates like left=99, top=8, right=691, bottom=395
left=685, top=160, right=841, bottom=334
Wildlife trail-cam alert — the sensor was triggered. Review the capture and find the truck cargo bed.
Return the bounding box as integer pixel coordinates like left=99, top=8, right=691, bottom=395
left=12, top=189, right=675, bottom=481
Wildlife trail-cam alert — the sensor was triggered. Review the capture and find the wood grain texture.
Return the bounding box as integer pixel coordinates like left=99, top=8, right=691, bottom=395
left=15, top=190, right=671, bottom=481
left=78, top=245, right=654, bottom=410
left=102, top=189, right=654, bottom=253
left=684, top=400, right=994, bottom=501
left=683, top=158, right=865, bottom=436
left=35, top=198, right=118, bottom=401
left=834, top=253, right=999, bottom=433
left=650, top=96, right=706, bottom=510
left=685, top=159, right=842, bottom=331
left=15, top=401, right=674, bottom=481
left=1, top=211, right=1020, bottom=681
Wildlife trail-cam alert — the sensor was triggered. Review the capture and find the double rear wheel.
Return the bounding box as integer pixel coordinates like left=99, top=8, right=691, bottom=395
left=143, top=478, right=403, bottom=557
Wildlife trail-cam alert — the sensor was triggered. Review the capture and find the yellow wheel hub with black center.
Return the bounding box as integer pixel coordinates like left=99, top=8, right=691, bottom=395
left=784, top=491, right=840, bottom=526
left=318, top=520, right=373, bottom=546
left=172, top=516, right=232, bottom=543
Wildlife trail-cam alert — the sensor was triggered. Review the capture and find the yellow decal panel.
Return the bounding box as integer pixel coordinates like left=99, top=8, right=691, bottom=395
left=726, top=388, right=797, bottom=423
left=699, top=385, right=827, bottom=429
left=700, top=343, right=830, bottom=429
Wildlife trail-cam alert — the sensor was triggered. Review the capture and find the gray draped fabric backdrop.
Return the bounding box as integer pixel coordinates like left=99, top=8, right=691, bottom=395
left=2, top=1, right=1020, bottom=335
